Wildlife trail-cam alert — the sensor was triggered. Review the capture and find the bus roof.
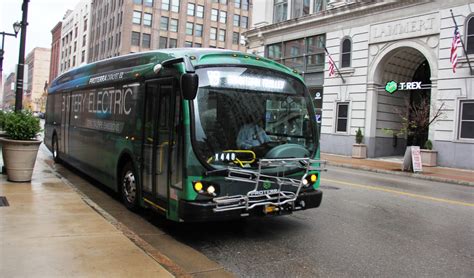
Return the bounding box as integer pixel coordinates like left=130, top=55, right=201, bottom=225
left=48, top=48, right=303, bottom=94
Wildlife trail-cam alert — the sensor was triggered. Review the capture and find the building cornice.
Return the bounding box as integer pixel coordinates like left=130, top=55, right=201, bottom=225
left=246, top=0, right=428, bottom=40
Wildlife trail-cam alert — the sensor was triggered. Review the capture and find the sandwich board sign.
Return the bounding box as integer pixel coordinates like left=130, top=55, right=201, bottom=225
left=402, top=146, right=423, bottom=172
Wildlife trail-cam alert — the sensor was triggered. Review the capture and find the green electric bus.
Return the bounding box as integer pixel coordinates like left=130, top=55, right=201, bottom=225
left=45, top=49, right=325, bottom=222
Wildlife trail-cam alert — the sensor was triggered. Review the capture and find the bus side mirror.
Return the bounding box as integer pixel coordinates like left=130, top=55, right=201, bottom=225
left=181, top=73, right=198, bottom=100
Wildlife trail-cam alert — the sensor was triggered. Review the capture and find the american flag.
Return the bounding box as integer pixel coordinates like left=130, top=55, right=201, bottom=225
left=327, top=52, right=335, bottom=77
left=450, top=25, right=461, bottom=73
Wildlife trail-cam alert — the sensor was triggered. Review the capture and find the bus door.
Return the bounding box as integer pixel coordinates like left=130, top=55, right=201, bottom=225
left=142, top=78, right=177, bottom=211
left=60, top=93, right=71, bottom=156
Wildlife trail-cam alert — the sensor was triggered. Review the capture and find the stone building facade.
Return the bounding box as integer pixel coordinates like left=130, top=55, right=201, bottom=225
left=246, top=0, right=474, bottom=169
left=25, top=47, right=51, bottom=112
left=88, top=0, right=251, bottom=63
left=49, top=22, right=63, bottom=84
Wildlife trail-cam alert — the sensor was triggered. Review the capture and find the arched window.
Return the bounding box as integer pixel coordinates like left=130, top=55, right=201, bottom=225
left=341, top=38, right=351, bottom=68
left=467, top=16, right=474, bottom=54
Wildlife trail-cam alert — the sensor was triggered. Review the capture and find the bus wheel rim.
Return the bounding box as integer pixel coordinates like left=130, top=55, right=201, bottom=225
left=123, top=171, right=136, bottom=203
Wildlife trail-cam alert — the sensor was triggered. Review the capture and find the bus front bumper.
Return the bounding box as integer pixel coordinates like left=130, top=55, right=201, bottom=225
left=178, top=189, right=322, bottom=222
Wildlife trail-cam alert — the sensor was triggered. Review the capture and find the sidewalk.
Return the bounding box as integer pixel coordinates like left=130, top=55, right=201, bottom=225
left=0, top=148, right=173, bottom=277
left=321, top=153, right=474, bottom=186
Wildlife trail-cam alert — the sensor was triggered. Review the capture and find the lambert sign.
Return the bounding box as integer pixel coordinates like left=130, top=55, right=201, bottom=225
left=385, top=81, right=423, bottom=94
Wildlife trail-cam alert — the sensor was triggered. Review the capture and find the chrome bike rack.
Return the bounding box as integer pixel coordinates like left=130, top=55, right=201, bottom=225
left=213, top=158, right=326, bottom=212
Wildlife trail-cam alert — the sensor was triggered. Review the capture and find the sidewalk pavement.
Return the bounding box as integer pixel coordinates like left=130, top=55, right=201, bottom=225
left=321, top=153, right=474, bottom=187
left=0, top=148, right=173, bottom=277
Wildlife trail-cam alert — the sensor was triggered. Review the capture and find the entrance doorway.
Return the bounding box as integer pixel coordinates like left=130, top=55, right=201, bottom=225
left=374, top=47, right=432, bottom=157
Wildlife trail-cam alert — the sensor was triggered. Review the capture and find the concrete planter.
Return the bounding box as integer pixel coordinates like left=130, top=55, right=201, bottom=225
left=0, top=138, right=41, bottom=182
left=352, top=144, right=367, bottom=159
left=421, top=149, right=437, bottom=167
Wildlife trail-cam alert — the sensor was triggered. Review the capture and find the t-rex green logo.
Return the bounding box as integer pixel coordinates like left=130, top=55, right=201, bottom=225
left=262, top=181, right=272, bottom=190
left=385, top=81, right=398, bottom=94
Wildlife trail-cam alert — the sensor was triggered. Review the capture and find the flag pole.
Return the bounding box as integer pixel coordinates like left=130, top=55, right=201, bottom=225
left=324, top=47, right=346, bottom=83
left=450, top=9, right=473, bottom=75
left=319, top=37, right=345, bottom=83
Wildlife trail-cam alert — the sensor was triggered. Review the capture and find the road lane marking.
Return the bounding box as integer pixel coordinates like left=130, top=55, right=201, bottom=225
left=323, top=178, right=474, bottom=207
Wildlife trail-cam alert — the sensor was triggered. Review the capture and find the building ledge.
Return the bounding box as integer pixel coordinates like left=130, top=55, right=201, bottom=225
left=338, top=67, right=355, bottom=76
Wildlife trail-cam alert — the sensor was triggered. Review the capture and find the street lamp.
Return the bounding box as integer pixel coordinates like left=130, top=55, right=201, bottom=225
left=15, top=0, right=30, bottom=112
left=0, top=21, right=21, bottom=79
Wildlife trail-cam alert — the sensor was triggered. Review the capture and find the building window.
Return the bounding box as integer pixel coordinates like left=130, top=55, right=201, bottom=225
left=314, top=0, right=327, bottom=13
left=459, top=100, right=474, bottom=139
left=233, top=15, right=240, bottom=27
left=84, top=19, right=88, bottom=31
left=194, top=42, right=202, bottom=48
left=267, top=43, right=282, bottom=60
left=219, top=11, right=227, bottom=24
left=292, top=0, right=310, bottom=18
left=162, top=0, right=169, bottom=10
left=306, top=35, right=325, bottom=71
left=159, top=36, right=168, bottom=48
left=283, top=39, right=305, bottom=71
left=134, top=0, right=142, bottom=4
left=211, top=9, right=218, bottom=21
left=241, top=16, right=248, bottom=28
left=171, top=0, right=180, bottom=12
left=184, top=41, right=193, bottom=47
left=131, top=31, right=140, bottom=46
left=341, top=38, right=351, bottom=68
left=218, top=29, right=226, bottom=42
left=133, top=11, right=142, bottom=24
left=195, top=24, right=203, bottom=37
left=467, top=16, right=474, bottom=54
left=242, top=0, right=249, bottom=10
left=196, top=5, right=204, bottom=18
left=144, top=0, right=153, bottom=7
left=219, top=0, right=227, bottom=4
left=210, top=27, right=217, bottom=40
left=144, top=13, right=152, bottom=26
left=169, top=38, right=177, bottom=48
left=160, top=16, right=169, bottom=31
left=186, top=22, right=194, bottom=35
left=142, top=33, right=151, bottom=48
left=336, top=102, right=349, bottom=132
left=81, top=50, right=85, bottom=62
left=232, top=32, right=239, bottom=44
left=170, top=18, right=178, bottom=32
left=234, top=0, right=241, bottom=9
left=82, top=34, right=86, bottom=47
left=274, top=0, right=287, bottom=23
left=187, top=3, right=195, bottom=16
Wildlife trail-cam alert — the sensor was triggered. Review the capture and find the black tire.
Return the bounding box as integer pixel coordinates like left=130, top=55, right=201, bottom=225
left=120, top=161, right=139, bottom=211
left=52, top=135, right=61, bottom=163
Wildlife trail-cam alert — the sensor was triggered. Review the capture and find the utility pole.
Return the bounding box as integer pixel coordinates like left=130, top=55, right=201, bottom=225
left=14, top=0, right=30, bottom=112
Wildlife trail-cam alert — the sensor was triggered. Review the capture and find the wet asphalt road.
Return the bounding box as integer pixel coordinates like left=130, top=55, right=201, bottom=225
left=167, top=166, right=474, bottom=277
left=48, top=145, right=474, bottom=277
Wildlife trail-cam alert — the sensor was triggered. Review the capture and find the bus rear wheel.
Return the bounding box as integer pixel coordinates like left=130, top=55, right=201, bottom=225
left=120, top=162, right=139, bottom=211
left=52, top=135, right=60, bottom=163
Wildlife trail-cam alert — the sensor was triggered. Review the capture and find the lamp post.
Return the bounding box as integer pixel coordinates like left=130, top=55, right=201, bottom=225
left=15, top=0, right=30, bottom=112
left=0, top=22, right=21, bottom=88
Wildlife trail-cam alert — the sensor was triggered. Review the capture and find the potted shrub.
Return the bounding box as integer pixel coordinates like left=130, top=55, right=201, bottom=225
left=420, top=139, right=437, bottom=167
left=352, top=127, right=367, bottom=159
left=0, top=110, right=42, bottom=182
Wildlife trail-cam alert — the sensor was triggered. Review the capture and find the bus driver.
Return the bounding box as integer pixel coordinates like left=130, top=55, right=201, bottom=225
left=236, top=118, right=271, bottom=155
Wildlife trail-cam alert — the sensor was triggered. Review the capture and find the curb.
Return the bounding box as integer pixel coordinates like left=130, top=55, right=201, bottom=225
left=326, top=161, right=474, bottom=187
left=58, top=175, right=191, bottom=278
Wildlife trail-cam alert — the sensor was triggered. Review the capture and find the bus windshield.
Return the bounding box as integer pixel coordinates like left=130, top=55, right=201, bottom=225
left=192, top=66, right=317, bottom=170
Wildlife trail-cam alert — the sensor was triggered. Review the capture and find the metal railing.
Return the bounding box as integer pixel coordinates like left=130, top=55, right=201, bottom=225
left=213, top=158, right=326, bottom=212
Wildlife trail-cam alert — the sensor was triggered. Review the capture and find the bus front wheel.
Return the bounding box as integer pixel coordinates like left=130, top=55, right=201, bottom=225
left=120, top=162, right=139, bottom=211
left=52, top=135, right=60, bottom=163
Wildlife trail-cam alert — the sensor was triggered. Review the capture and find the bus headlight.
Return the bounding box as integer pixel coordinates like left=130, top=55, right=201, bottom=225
left=302, top=174, right=318, bottom=187
left=192, top=181, right=219, bottom=197
left=207, top=185, right=216, bottom=195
